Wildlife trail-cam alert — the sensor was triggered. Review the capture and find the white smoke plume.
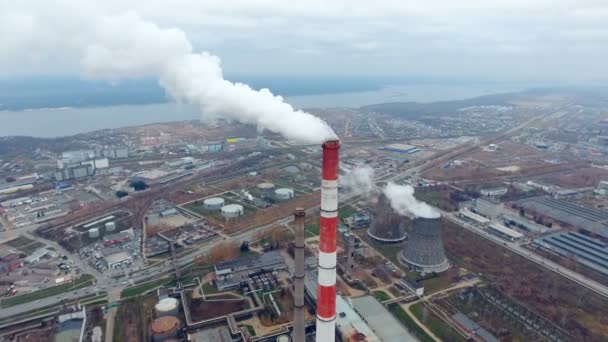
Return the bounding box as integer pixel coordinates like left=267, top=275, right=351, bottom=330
left=341, top=166, right=377, bottom=194
left=383, top=182, right=440, bottom=219
left=1, top=8, right=337, bottom=144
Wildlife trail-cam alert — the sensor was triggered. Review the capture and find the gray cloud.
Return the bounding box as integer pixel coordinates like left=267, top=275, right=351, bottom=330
left=1, top=0, right=607, bottom=81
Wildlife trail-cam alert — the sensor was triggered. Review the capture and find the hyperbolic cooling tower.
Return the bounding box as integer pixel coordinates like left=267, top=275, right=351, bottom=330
left=368, top=195, right=407, bottom=243
left=399, top=216, right=449, bottom=274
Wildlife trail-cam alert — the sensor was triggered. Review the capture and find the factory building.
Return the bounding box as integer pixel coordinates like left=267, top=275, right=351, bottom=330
left=101, top=246, right=132, bottom=268
left=517, top=196, right=608, bottom=238
left=101, top=146, right=129, bottom=159
left=206, top=141, right=224, bottom=152
left=480, top=187, right=508, bottom=197
left=103, top=230, right=131, bottom=246
left=487, top=222, right=524, bottom=241
left=501, top=213, right=549, bottom=234
left=334, top=296, right=380, bottom=341
left=458, top=209, right=490, bottom=226
left=472, top=198, right=504, bottom=219
left=214, top=251, right=286, bottom=290
left=534, top=232, right=608, bottom=276
left=61, top=150, right=95, bottom=164
left=379, top=143, right=420, bottom=154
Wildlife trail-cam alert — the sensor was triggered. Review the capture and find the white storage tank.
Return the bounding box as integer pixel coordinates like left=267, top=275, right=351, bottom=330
left=275, top=188, right=295, bottom=201
left=88, top=228, right=100, bottom=238
left=203, top=197, right=225, bottom=211
left=221, top=204, right=244, bottom=218
left=105, top=221, right=116, bottom=232
left=155, top=297, right=180, bottom=317
left=257, top=182, right=275, bottom=192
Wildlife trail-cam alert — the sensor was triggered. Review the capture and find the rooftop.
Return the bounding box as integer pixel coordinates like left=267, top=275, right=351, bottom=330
left=350, top=295, right=418, bottom=342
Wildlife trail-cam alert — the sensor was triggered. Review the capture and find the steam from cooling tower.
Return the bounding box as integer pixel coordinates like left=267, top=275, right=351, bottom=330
left=383, top=183, right=440, bottom=219
left=341, top=165, right=376, bottom=194
left=3, top=9, right=336, bottom=144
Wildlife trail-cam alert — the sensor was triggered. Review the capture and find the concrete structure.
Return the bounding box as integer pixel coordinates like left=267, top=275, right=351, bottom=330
left=103, top=231, right=131, bottom=246
left=487, top=222, right=524, bottom=241
left=203, top=197, right=225, bottom=210
left=105, top=221, right=116, bottom=232
left=368, top=195, right=407, bottom=243
left=61, top=150, right=95, bottom=164
left=501, top=213, right=549, bottom=234
left=88, top=228, right=100, bottom=238
left=24, top=248, right=50, bottom=264
left=380, top=143, right=420, bottom=154
left=400, top=216, right=449, bottom=274
left=293, top=209, right=306, bottom=342
left=150, top=316, right=181, bottom=342
left=103, top=249, right=131, bottom=268
left=317, top=139, right=339, bottom=342
left=221, top=204, right=244, bottom=218
left=155, top=297, right=180, bottom=317
left=188, top=326, right=231, bottom=342
left=275, top=188, right=295, bottom=201
left=473, top=198, right=504, bottom=219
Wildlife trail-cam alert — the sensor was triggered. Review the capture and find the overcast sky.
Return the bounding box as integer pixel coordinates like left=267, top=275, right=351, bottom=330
left=2, top=0, right=607, bottom=83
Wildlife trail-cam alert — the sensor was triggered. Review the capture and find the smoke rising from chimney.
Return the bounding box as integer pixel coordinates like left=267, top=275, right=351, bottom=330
left=7, top=9, right=336, bottom=144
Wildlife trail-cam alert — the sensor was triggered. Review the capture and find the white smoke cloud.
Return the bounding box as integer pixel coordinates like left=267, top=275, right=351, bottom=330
left=383, top=182, right=440, bottom=219
left=341, top=166, right=376, bottom=194
left=0, top=7, right=337, bottom=144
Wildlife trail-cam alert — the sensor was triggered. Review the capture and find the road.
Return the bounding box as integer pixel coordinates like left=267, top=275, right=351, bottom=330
left=444, top=212, right=608, bottom=298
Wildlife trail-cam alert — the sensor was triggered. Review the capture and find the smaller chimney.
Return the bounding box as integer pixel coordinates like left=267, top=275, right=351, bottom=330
left=293, top=208, right=306, bottom=342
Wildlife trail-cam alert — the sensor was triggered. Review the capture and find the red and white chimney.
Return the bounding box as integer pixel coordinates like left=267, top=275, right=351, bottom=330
left=316, top=139, right=339, bottom=342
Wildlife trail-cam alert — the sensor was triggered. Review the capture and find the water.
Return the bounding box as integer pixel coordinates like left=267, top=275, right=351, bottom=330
left=0, top=83, right=526, bottom=137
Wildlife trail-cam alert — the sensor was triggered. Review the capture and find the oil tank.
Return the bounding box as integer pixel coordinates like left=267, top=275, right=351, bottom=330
left=105, top=222, right=116, bottom=232
left=368, top=195, right=407, bottom=243
left=221, top=204, right=244, bottom=218
left=257, top=182, right=275, bottom=192
left=274, top=188, right=295, bottom=201
left=203, top=197, right=225, bottom=211
left=277, top=335, right=291, bottom=342
left=88, top=228, right=100, bottom=238
left=399, top=216, right=449, bottom=275
left=155, top=297, right=179, bottom=317
left=150, top=316, right=181, bottom=342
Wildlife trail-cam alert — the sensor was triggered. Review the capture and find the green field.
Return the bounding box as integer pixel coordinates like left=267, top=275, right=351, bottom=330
left=120, top=276, right=174, bottom=299
left=410, top=302, right=467, bottom=342
left=0, top=274, right=94, bottom=308
left=387, top=304, right=435, bottom=342
left=373, top=290, right=391, bottom=302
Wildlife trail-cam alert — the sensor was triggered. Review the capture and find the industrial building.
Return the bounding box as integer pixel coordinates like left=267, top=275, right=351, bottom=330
left=103, top=230, right=131, bottom=246
left=501, top=213, right=549, bottom=234
left=214, top=251, right=286, bottom=290
left=534, top=232, right=608, bottom=276
left=400, top=216, right=449, bottom=274
left=517, top=196, right=608, bottom=238
left=472, top=198, right=504, bottom=219
left=368, top=194, right=407, bottom=242
left=379, top=143, right=420, bottom=154
left=487, top=222, right=524, bottom=241
left=101, top=246, right=132, bottom=268
left=480, top=187, right=508, bottom=197
left=334, top=296, right=380, bottom=341
left=451, top=312, right=499, bottom=342
left=458, top=208, right=490, bottom=226
left=350, top=295, right=419, bottom=342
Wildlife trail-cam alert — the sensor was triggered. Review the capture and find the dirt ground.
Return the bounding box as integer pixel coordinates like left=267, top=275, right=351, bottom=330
left=189, top=296, right=249, bottom=321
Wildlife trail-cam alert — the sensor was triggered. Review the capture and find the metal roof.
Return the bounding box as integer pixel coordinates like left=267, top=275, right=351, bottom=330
left=350, top=295, right=419, bottom=342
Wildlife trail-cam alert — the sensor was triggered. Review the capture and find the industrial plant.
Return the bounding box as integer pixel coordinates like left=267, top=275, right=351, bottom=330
left=367, top=195, right=407, bottom=243
left=399, top=216, right=450, bottom=275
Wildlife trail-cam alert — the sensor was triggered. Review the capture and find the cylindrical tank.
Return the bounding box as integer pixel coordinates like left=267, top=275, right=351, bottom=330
left=277, top=335, right=291, bottom=342
left=203, top=197, right=225, bottom=211
left=274, top=188, right=295, bottom=201
left=155, top=297, right=179, bottom=317
left=257, top=182, right=275, bottom=192
left=88, top=228, right=100, bottom=238
left=221, top=204, right=244, bottom=218
left=105, top=222, right=116, bottom=232
left=150, top=316, right=181, bottom=342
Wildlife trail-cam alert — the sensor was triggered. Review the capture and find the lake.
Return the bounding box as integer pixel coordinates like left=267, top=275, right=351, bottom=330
left=0, top=83, right=527, bottom=137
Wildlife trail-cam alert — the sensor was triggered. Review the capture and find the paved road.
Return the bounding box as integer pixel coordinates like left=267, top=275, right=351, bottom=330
left=444, top=213, right=608, bottom=298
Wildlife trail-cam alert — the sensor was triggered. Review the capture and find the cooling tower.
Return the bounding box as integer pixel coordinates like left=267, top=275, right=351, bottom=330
left=368, top=195, right=407, bottom=243
left=399, top=216, right=449, bottom=274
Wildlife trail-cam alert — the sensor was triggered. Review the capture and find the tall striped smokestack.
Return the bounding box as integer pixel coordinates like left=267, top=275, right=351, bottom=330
left=293, top=208, right=306, bottom=342
left=316, top=139, right=340, bottom=342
